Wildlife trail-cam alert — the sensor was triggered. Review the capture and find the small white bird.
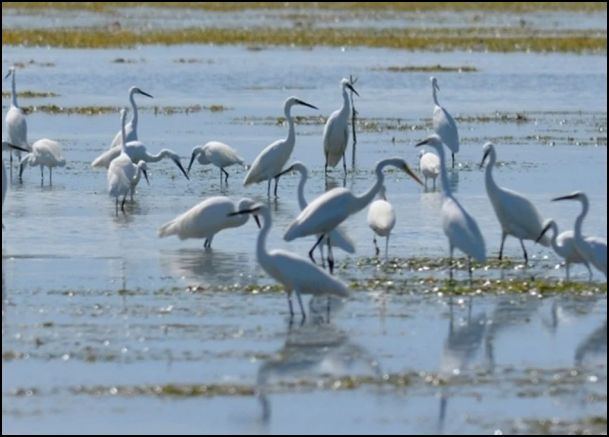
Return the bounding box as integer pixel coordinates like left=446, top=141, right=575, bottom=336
left=2, top=141, right=28, bottom=212
left=92, top=140, right=189, bottom=180
left=4, top=66, right=29, bottom=163
left=367, top=185, right=396, bottom=259
left=108, top=108, right=147, bottom=213
left=229, top=203, right=349, bottom=320
left=481, top=142, right=549, bottom=264
left=187, top=141, right=245, bottom=185
left=276, top=161, right=355, bottom=264
left=243, top=96, right=318, bottom=197
left=416, top=134, right=486, bottom=280
left=418, top=148, right=440, bottom=190
left=19, top=139, right=66, bottom=185
left=323, top=78, right=359, bottom=176
left=537, top=219, right=592, bottom=281
left=158, top=197, right=259, bottom=249
left=431, top=76, right=459, bottom=168
left=284, top=157, right=422, bottom=273
left=109, top=86, right=153, bottom=149
left=552, top=192, right=607, bottom=279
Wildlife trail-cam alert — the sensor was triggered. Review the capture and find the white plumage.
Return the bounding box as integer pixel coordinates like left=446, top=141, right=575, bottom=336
left=4, top=67, right=29, bottom=164
left=19, top=139, right=66, bottom=184
left=418, top=148, right=440, bottom=190
left=187, top=141, right=245, bottom=185
left=537, top=219, right=592, bottom=281
left=431, top=76, right=459, bottom=168
left=367, top=185, right=396, bottom=259
left=108, top=86, right=153, bottom=149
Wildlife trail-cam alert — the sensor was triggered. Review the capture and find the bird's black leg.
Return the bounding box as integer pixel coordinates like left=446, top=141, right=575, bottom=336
left=309, top=234, right=325, bottom=263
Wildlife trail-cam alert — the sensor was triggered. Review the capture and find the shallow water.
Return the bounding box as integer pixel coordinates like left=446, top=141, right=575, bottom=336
left=2, top=19, right=608, bottom=436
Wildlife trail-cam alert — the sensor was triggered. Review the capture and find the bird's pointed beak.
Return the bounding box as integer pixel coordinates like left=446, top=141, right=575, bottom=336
left=552, top=194, right=578, bottom=202
left=403, top=163, right=424, bottom=186
left=415, top=139, right=429, bottom=148
left=138, top=89, right=153, bottom=98
left=228, top=207, right=259, bottom=217
left=4, top=70, right=12, bottom=80
left=142, top=168, right=150, bottom=185
left=346, top=83, right=360, bottom=97
left=7, top=143, right=29, bottom=153
left=254, top=214, right=261, bottom=229
left=295, top=99, right=318, bottom=110
left=174, top=159, right=190, bottom=180
left=187, top=151, right=197, bottom=175
left=276, top=165, right=295, bottom=178
left=536, top=222, right=551, bottom=243
left=480, top=150, right=490, bottom=169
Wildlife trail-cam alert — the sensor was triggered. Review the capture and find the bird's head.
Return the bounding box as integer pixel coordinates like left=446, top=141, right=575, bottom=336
left=430, top=76, right=439, bottom=92
left=130, top=86, right=153, bottom=99
left=341, top=77, right=360, bottom=96
left=4, top=66, right=16, bottom=80
left=480, top=142, right=495, bottom=168
left=276, top=161, right=307, bottom=178
left=284, top=96, right=318, bottom=112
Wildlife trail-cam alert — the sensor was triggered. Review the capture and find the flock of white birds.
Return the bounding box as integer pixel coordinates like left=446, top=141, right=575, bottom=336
left=3, top=68, right=607, bottom=320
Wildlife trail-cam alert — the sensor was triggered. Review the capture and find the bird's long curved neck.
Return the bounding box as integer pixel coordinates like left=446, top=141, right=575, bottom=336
left=436, top=145, right=453, bottom=198
left=284, top=105, right=295, bottom=146
left=355, top=164, right=386, bottom=211
left=256, top=210, right=273, bottom=266
left=129, top=90, right=139, bottom=131
left=146, top=150, right=167, bottom=162
left=573, top=198, right=589, bottom=245
left=484, top=150, right=500, bottom=194
left=548, top=223, right=560, bottom=254
left=120, top=115, right=128, bottom=153
left=10, top=73, right=18, bottom=108
left=296, top=170, right=308, bottom=210
left=339, top=86, right=351, bottom=116
left=432, top=85, right=439, bottom=106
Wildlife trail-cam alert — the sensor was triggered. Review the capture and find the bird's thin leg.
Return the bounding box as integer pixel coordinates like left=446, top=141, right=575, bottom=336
left=267, top=179, right=271, bottom=197
left=565, top=263, right=570, bottom=282
left=273, top=176, right=279, bottom=198
left=295, top=289, right=306, bottom=321
left=385, top=234, right=390, bottom=260
left=519, top=239, right=528, bottom=265
left=342, top=153, right=347, bottom=177
left=287, top=290, right=294, bottom=318
left=327, top=235, right=335, bottom=275
left=318, top=241, right=326, bottom=268
left=584, top=262, right=593, bottom=283
left=204, top=238, right=209, bottom=249
left=451, top=152, right=455, bottom=168
left=49, top=167, right=53, bottom=185
left=121, top=195, right=127, bottom=213
left=309, top=234, right=325, bottom=263
left=40, top=165, right=44, bottom=184
left=373, top=237, right=380, bottom=257
left=449, top=245, right=454, bottom=282
left=222, top=168, right=229, bottom=185
left=468, top=256, right=473, bottom=285
left=498, top=232, right=507, bottom=260
left=115, top=197, right=119, bottom=215
left=326, top=297, right=331, bottom=323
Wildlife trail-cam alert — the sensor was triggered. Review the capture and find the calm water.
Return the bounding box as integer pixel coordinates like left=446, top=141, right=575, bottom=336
left=2, top=14, right=607, bottom=435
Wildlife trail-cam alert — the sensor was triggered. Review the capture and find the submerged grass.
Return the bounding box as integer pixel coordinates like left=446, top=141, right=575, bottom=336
left=14, top=104, right=230, bottom=115
left=3, top=27, right=605, bottom=53
left=2, top=90, right=59, bottom=98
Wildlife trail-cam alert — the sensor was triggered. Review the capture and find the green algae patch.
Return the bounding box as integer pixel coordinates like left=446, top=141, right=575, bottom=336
left=2, top=90, right=59, bottom=98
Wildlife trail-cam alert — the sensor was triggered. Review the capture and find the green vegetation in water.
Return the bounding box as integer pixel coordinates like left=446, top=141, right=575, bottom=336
left=14, top=104, right=230, bottom=115
left=2, top=90, right=59, bottom=98
left=3, top=27, right=605, bottom=53
left=375, top=65, right=478, bottom=73
left=3, top=2, right=606, bottom=13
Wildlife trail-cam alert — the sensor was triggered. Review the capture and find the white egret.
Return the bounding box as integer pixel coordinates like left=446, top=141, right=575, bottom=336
left=552, top=192, right=607, bottom=279
left=92, top=140, right=189, bottom=180
left=431, top=76, right=459, bottom=168
left=481, top=142, right=549, bottom=264
left=2, top=142, right=28, bottom=212
left=230, top=203, right=349, bottom=320
left=159, top=197, right=259, bottom=248
left=129, top=161, right=150, bottom=202
left=323, top=78, right=359, bottom=176
left=108, top=108, right=147, bottom=213
left=4, top=67, right=29, bottom=163
left=537, top=219, right=592, bottom=281
left=109, top=86, right=153, bottom=149
left=187, top=141, right=245, bottom=185
left=367, top=185, right=396, bottom=259
left=243, top=97, right=317, bottom=197
left=416, top=134, right=486, bottom=279
left=276, top=161, right=355, bottom=264
left=284, top=157, right=422, bottom=273
left=19, top=139, right=66, bottom=185
left=418, top=148, right=440, bottom=190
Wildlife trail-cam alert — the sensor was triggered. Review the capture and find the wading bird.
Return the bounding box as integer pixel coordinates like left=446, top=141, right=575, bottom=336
left=418, top=148, right=440, bottom=190
left=4, top=66, right=29, bottom=163
left=367, top=185, right=395, bottom=259
left=431, top=76, right=459, bottom=168
left=187, top=141, right=245, bottom=186
left=19, top=139, right=66, bottom=185
left=109, top=86, right=153, bottom=149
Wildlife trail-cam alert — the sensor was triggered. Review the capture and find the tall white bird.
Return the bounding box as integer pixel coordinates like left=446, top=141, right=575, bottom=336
left=416, top=134, right=486, bottom=279
left=107, top=108, right=148, bottom=213
left=4, top=66, right=29, bottom=163
left=92, top=139, right=189, bottom=180
left=19, top=139, right=66, bottom=185
left=159, top=197, right=259, bottom=249
left=481, top=142, right=549, bottom=264
left=537, top=219, right=592, bottom=281
left=2, top=141, right=28, bottom=212
left=418, top=148, right=440, bottom=190
left=187, top=141, right=245, bottom=185
left=108, top=86, right=153, bottom=149
left=552, top=192, right=607, bottom=279
left=367, top=185, right=396, bottom=259
left=230, top=203, right=349, bottom=320
left=276, top=161, right=355, bottom=264
left=243, top=97, right=318, bottom=197
left=284, top=157, right=422, bottom=273
left=323, top=78, right=359, bottom=176
left=431, top=76, right=459, bottom=168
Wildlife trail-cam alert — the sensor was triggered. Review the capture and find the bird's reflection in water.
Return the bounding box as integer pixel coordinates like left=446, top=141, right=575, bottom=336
left=159, top=248, right=254, bottom=286
left=575, top=319, right=607, bottom=367
left=437, top=297, right=487, bottom=433
left=257, top=309, right=380, bottom=423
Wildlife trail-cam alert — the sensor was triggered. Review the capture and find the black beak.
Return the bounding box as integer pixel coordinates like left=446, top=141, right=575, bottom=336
left=138, top=89, right=153, bottom=98
left=142, top=168, right=150, bottom=185
left=254, top=215, right=261, bottom=229
left=480, top=150, right=490, bottom=169
left=295, top=99, right=318, bottom=110
left=415, top=139, right=428, bottom=148
left=7, top=143, right=29, bottom=153
left=346, top=83, right=360, bottom=97
left=536, top=223, right=551, bottom=243
left=174, top=159, right=190, bottom=180
left=552, top=194, right=578, bottom=202
left=3, top=71, right=12, bottom=80
left=228, top=207, right=261, bottom=217
left=187, top=152, right=197, bottom=174
left=276, top=166, right=294, bottom=178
